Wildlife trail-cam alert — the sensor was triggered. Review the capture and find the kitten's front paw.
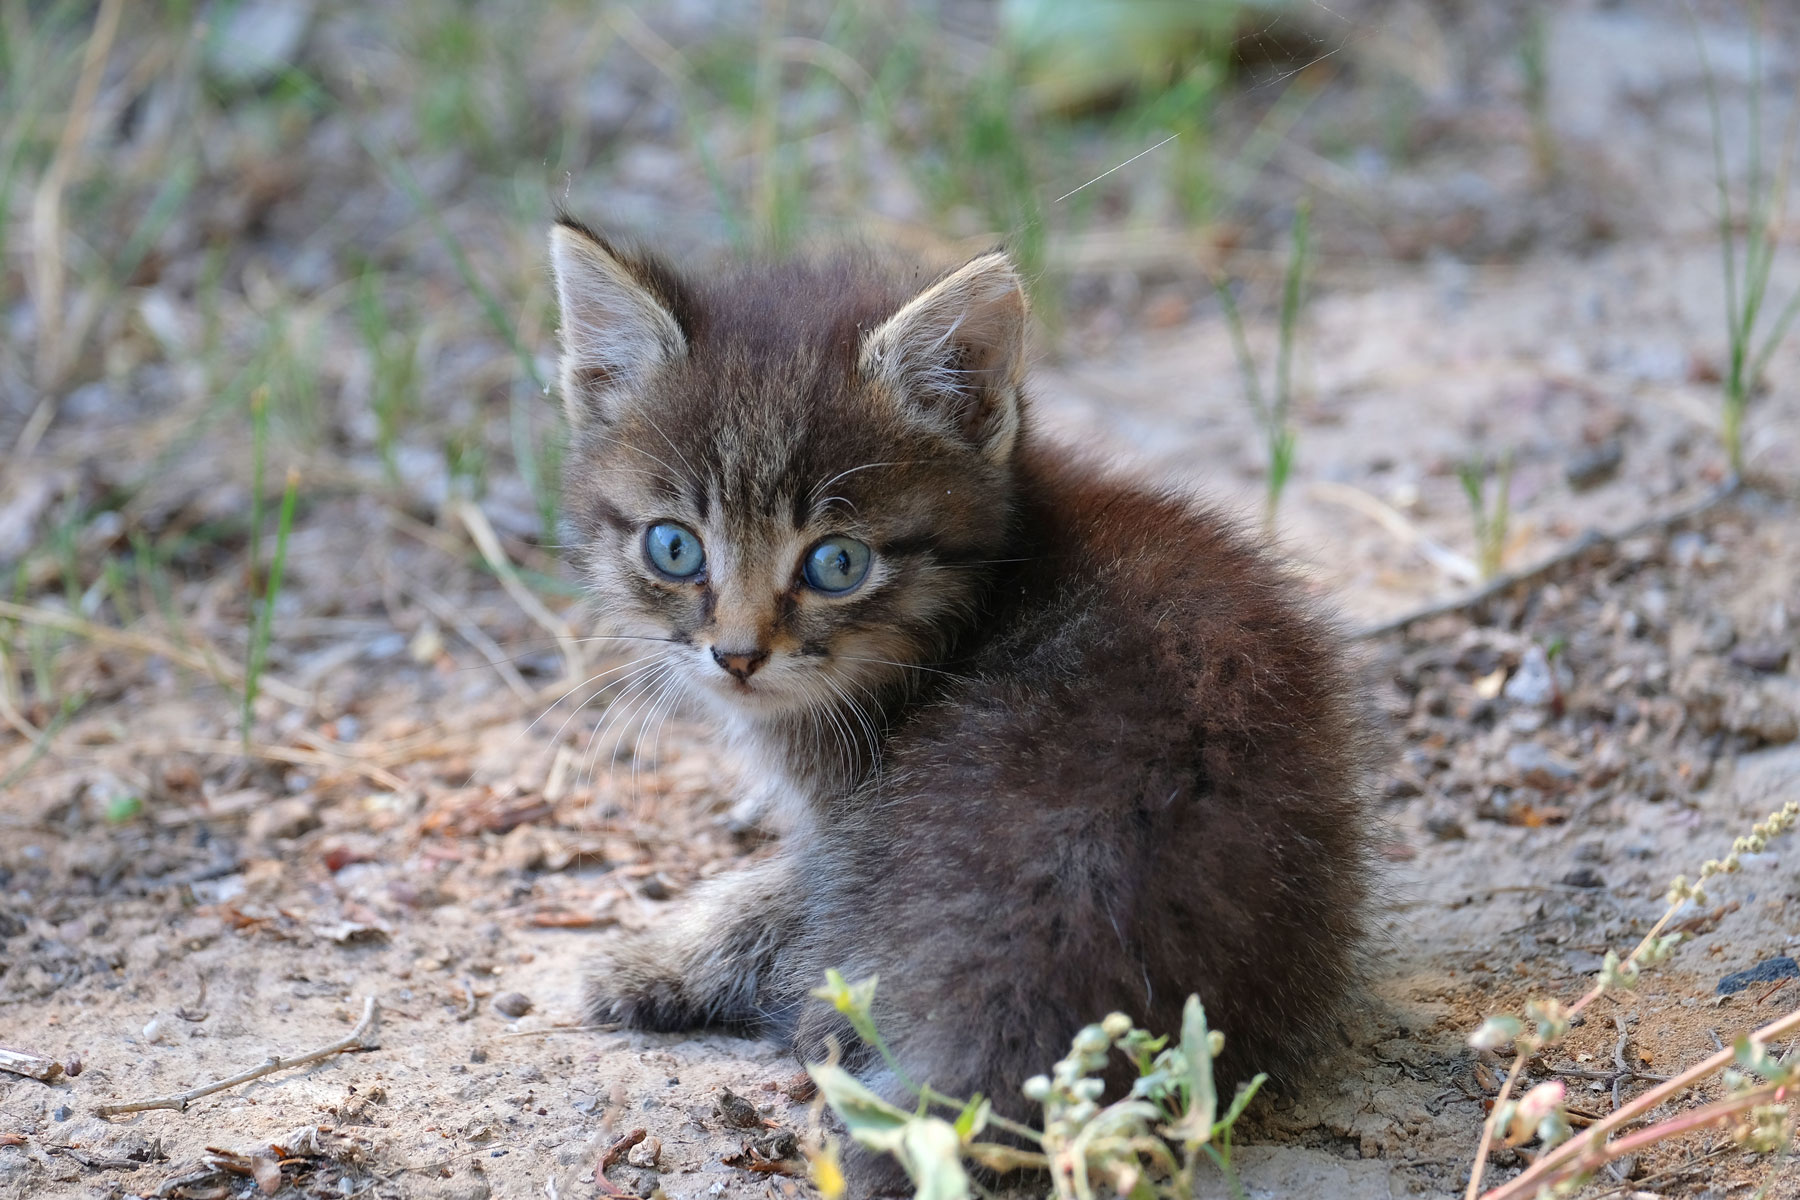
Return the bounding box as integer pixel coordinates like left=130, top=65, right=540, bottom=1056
left=580, top=941, right=698, bottom=1031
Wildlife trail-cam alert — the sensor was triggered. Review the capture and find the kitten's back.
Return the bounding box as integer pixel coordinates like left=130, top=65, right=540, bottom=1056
left=793, top=439, right=1373, bottom=1089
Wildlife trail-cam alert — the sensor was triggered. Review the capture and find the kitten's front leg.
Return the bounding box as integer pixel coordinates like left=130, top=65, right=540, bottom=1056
left=582, top=855, right=799, bottom=1033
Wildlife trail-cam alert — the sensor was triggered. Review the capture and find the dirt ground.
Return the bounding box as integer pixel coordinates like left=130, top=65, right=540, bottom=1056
left=4, top=2, right=1800, bottom=1199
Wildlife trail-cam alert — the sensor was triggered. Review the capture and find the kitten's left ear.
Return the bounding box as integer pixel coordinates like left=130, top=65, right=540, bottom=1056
left=548, top=219, right=690, bottom=427
left=860, top=252, right=1028, bottom=463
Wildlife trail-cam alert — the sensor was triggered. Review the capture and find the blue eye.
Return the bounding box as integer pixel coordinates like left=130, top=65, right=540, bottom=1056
left=803, top=536, right=872, bottom=594
left=644, top=522, right=705, bottom=579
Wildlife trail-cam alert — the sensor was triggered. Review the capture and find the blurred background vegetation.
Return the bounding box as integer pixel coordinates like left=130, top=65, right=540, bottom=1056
left=0, top=0, right=1354, bottom=556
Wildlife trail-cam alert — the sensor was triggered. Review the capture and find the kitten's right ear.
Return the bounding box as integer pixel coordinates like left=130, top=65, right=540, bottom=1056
left=860, top=251, right=1028, bottom=464
left=548, top=219, right=689, bottom=426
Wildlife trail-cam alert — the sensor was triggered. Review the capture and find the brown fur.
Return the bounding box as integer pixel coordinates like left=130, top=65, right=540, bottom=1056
left=548, top=217, right=1374, bottom=1190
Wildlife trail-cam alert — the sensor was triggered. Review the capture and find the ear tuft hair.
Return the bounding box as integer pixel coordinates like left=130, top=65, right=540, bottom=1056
left=548, top=219, right=689, bottom=426
left=859, top=252, right=1028, bottom=463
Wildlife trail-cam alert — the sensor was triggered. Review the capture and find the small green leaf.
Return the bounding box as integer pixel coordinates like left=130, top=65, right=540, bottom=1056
left=812, top=970, right=884, bottom=1050
left=1212, top=1072, right=1267, bottom=1140
left=104, top=794, right=143, bottom=824
left=899, top=1117, right=971, bottom=1200
left=951, top=1094, right=990, bottom=1141
left=807, top=1063, right=911, bottom=1153
left=1162, top=995, right=1218, bottom=1147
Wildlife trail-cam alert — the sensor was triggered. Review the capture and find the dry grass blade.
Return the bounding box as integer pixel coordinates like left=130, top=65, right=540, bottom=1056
left=391, top=569, right=534, bottom=703
left=26, top=0, right=124, bottom=398
left=0, top=599, right=311, bottom=708
left=452, top=500, right=584, bottom=682
left=1309, top=480, right=1480, bottom=586
left=154, top=736, right=406, bottom=792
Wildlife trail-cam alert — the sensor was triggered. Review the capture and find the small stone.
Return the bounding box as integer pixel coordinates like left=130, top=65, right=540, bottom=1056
left=749, top=1128, right=799, bottom=1161
left=780, top=1071, right=817, bottom=1103
left=1732, top=679, right=1800, bottom=745
left=1564, top=439, right=1623, bottom=490
left=51, top=1105, right=71, bottom=1121
left=715, top=1087, right=763, bottom=1129
left=1559, top=867, right=1605, bottom=889
left=1424, top=814, right=1468, bottom=841
left=626, top=1136, right=662, bottom=1169
left=1505, top=742, right=1578, bottom=789
left=493, top=992, right=533, bottom=1019
left=247, top=796, right=318, bottom=842
left=1717, top=956, right=1800, bottom=995
left=1698, top=611, right=1737, bottom=655
left=1503, top=646, right=1557, bottom=708
left=637, top=874, right=673, bottom=901
left=1730, top=641, right=1791, bottom=674
left=469, top=1048, right=489, bottom=1064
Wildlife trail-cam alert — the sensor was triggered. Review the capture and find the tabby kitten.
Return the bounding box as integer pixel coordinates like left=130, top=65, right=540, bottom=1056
left=549, top=216, right=1372, bottom=1184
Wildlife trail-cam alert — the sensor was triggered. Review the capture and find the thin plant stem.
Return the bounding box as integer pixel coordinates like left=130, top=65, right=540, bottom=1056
left=242, top=467, right=299, bottom=746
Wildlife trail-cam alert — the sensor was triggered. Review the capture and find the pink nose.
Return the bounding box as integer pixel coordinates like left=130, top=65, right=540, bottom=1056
left=711, top=647, right=769, bottom=681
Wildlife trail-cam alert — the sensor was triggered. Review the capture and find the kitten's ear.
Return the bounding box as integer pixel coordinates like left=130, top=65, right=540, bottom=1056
left=548, top=219, right=689, bottom=426
left=860, top=252, right=1028, bottom=462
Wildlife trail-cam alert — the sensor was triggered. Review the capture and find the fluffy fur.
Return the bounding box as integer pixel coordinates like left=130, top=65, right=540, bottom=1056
left=549, top=217, right=1374, bottom=1189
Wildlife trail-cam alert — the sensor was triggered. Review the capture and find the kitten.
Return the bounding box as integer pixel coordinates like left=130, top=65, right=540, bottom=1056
left=548, top=216, right=1373, bottom=1186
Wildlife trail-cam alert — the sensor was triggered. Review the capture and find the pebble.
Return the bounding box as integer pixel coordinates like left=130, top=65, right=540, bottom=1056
left=1505, top=742, right=1578, bottom=789
left=1424, top=813, right=1468, bottom=840
left=1503, top=646, right=1556, bottom=708
left=1558, top=867, right=1606, bottom=889
left=1730, top=641, right=1791, bottom=674
left=626, top=1136, right=662, bottom=1169
left=1734, top=680, right=1800, bottom=745
left=715, top=1087, right=763, bottom=1129
left=1564, top=439, right=1623, bottom=490
left=493, top=992, right=533, bottom=1019
left=1717, top=956, right=1799, bottom=995
left=1698, top=611, right=1737, bottom=654
left=247, top=796, right=318, bottom=842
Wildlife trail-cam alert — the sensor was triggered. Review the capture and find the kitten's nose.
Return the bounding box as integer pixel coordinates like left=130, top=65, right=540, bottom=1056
left=711, top=646, right=769, bottom=681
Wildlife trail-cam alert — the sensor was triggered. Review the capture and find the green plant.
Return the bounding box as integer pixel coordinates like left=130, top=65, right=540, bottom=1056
left=1213, top=200, right=1310, bottom=535
left=1518, top=8, right=1555, bottom=182
left=1456, top=450, right=1513, bottom=582
left=1463, top=801, right=1800, bottom=1200
left=805, top=971, right=1265, bottom=1200
left=1699, top=3, right=1800, bottom=478
left=241, top=466, right=298, bottom=746
left=353, top=267, right=420, bottom=484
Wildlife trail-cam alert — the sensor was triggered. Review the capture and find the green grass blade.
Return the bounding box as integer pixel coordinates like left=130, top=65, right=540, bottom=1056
left=241, top=467, right=299, bottom=746
left=1274, top=199, right=1311, bottom=430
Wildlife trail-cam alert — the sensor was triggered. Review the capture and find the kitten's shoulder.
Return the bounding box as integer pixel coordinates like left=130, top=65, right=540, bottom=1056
left=1008, top=442, right=1363, bottom=737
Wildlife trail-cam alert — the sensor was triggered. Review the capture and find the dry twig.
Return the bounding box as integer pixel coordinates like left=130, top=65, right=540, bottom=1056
left=94, top=996, right=380, bottom=1117
left=0, top=1046, right=65, bottom=1083
left=1360, top=481, right=1739, bottom=639
left=595, top=1127, right=648, bottom=1197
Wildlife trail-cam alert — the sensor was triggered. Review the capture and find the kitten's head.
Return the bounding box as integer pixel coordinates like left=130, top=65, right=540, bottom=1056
left=549, top=218, right=1029, bottom=723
